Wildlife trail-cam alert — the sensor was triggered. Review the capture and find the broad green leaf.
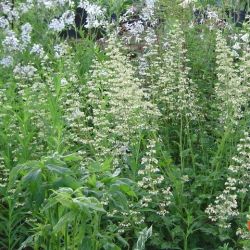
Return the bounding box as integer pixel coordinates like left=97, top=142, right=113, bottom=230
left=23, top=168, right=42, bottom=183
left=53, top=176, right=81, bottom=190
left=46, top=164, right=73, bottom=175
left=73, top=197, right=106, bottom=213
left=119, top=184, right=136, bottom=197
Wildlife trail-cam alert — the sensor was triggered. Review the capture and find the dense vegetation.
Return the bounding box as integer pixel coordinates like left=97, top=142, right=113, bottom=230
left=0, top=0, right=250, bottom=249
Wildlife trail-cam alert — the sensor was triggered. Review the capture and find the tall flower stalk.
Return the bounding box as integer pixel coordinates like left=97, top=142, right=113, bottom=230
left=212, top=30, right=249, bottom=172
left=215, top=30, right=247, bottom=129
left=206, top=131, right=250, bottom=229
left=87, top=35, right=159, bottom=167
left=151, top=22, right=201, bottom=171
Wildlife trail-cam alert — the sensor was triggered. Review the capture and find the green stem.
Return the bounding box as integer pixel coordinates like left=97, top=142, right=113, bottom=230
left=180, top=115, right=184, bottom=172
left=185, top=117, right=196, bottom=172
left=214, top=128, right=230, bottom=173
left=65, top=225, right=68, bottom=250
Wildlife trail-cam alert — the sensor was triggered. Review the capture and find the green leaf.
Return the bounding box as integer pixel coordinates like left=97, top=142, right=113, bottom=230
left=116, top=234, right=129, bottom=247
left=18, top=235, right=34, bottom=250
left=134, top=226, right=153, bottom=250
left=103, top=242, right=121, bottom=250
left=109, top=190, right=128, bottom=210
left=88, top=174, right=97, bottom=187
left=53, top=176, right=81, bottom=190
left=8, top=163, right=35, bottom=186
left=73, top=197, right=106, bottom=213
left=23, top=168, right=42, bottom=183
left=46, top=164, right=73, bottom=175
left=111, top=168, right=121, bottom=177
left=62, top=153, right=82, bottom=162
left=101, top=157, right=113, bottom=171
left=53, top=211, right=75, bottom=233
left=119, top=184, right=136, bottom=197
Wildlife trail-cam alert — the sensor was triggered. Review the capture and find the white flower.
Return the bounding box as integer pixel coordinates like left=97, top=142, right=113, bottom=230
left=49, top=18, right=65, bottom=32
left=232, top=50, right=239, bottom=58
left=241, top=33, right=249, bottom=43
left=78, top=0, right=107, bottom=29
left=38, top=0, right=72, bottom=9
left=21, top=23, right=32, bottom=46
left=71, top=108, right=84, bottom=120
left=49, top=10, right=75, bottom=33
left=215, top=30, right=247, bottom=127
left=62, top=10, right=75, bottom=25
left=140, top=0, right=158, bottom=24
left=0, top=56, right=13, bottom=68
left=38, top=0, right=56, bottom=8
left=124, top=20, right=145, bottom=43
left=206, top=10, right=219, bottom=20
left=54, top=43, right=68, bottom=58
left=2, top=31, right=21, bottom=52
left=60, top=78, right=68, bottom=86
left=206, top=131, right=250, bottom=228
left=0, top=2, right=12, bottom=15
left=30, top=44, right=45, bottom=58
left=180, top=0, right=196, bottom=8
left=0, top=17, right=9, bottom=30
left=232, top=42, right=241, bottom=50
left=18, top=0, right=34, bottom=15
left=13, top=64, right=37, bottom=80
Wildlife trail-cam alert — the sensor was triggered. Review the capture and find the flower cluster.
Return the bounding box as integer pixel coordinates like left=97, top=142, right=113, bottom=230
left=137, top=27, right=161, bottom=91
left=1, top=21, right=33, bottom=69
left=0, top=0, right=34, bottom=24
left=153, top=22, right=201, bottom=122
left=21, top=23, right=32, bottom=47
left=107, top=206, right=145, bottom=234
left=49, top=10, right=75, bottom=32
left=78, top=0, right=107, bottom=29
left=230, top=31, right=249, bottom=57
left=206, top=131, right=250, bottom=229
left=137, top=139, right=172, bottom=216
left=30, top=44, right=46, bottom=59
left=215, top=30, right=248, bottom=128
left=141, top=0, right=159, bottom=25
left=2, top=30, right=21, bottom=52
left=0, top=157, right=9, bottom=188
left=13, top=64, right=37, bottom=81
left=0, top=16, right=9, bottom=30
left=180, top=0, right=197, bottom=8
left=37, top=0, right=74, bottom=9
left=54, top=43, right=70, bottom=58
left=119, top=0, right=159, bottom=44
left=86, top=36, right=159, bottom=167
left=190, top=6, right=227, bottom=30
left=0, top=56, right=13, bottom=68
